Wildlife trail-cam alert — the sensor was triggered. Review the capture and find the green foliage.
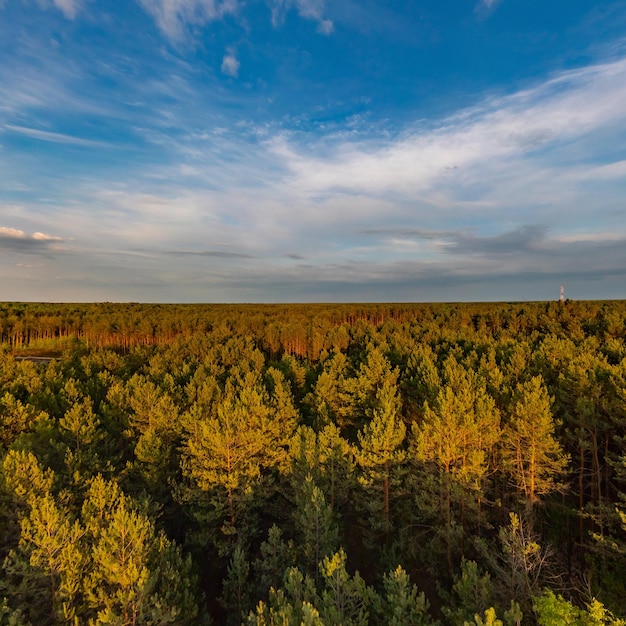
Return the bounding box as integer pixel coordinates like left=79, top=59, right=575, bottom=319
left=317, top=423, right=354, bottom=513
left=0, top=598, right=30, bottom=626
left=412, top=356, right=500, bottom=492
left=84, top=477, right=198, bottom=625
left=2, top=465, right=197, bottom=626
left=182, top=368, right=297, bottom=547
left=464, top=607, right=502, bottom=626
left=2, top=450, right=54, bottom=505
left=293, top=475, right=339, bottom=582
left=248, top=567, right=319, bottom=626
left=534, top=589, right=626, bottom=626
left=355, top=377, right=406, bottom=534
left=0, top=394, right=47, bottom=449
left=382, top=565, right=434, bottom=626
left=441, top=559, right=494, bottom=625
left=318, top=549, right=374, bottom=626
left=501, top=377, right=568, bottom=509
left=221, top=545, right=251, bottom=625
left=3, top=301, right=626, bottom=624
left=253, top=525, right=295, bottom=600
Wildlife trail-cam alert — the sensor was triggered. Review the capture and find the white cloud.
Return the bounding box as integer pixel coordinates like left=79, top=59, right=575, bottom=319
left=0, top=227, right=64, bottom=253
left=33, top=232, right=63, bottom=241
left=221, top=50, right=240, bottom=77
left=3, top=124, right=109, bottom=147
left=53, top=0, right=81, bottom=19
left=3, top=17, right=626, bottom=301
left=317, top=19, right=334, bottom=35
left=0, top=227, right=26, bottom=239
left=137, top=0, right=238, bottom=40
left=293, top=0, right=324, bottom=20
left=270, top=0, right=333, bottom=34
left=269, top=58, right=626, bottom=203
left=575, top=160, right=626, bottom=181
left=28, top=0, right=83, bottom=19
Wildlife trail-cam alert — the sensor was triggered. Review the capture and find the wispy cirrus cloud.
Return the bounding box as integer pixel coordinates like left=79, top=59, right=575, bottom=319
left=367, top=225, right=549, bottom=256
left=270, top=0, right=334, bottom=34
left=2, top=2, right=626, bottom=302
left=3, top=124, right=110, bottom=147
left=31, top=0, right=84, bottom=19
left=268, top=56, right=626, bottom=206
left=137, top=0, right=238, bottom=40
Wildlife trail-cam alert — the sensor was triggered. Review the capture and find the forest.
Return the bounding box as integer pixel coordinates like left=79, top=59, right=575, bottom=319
left=1, top=299, right=626, bottom=625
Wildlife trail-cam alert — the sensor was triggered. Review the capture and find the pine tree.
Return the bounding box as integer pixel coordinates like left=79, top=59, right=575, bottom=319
left=83, top=477, right=198, bottom=625
left=354, top=378, right=406, bottom=536
left=253, top=525, right=295, bottom=601
left=441, top=559, right=494, bottom=626
left=534, top=589, right=626, bottom=626
left=500, top=377, right=568, bottom=513
left=59, top=398, right=103, bottom=487
left=382, top=565, right=434, bottom=626
left=318, top=549, right=375, bottom=626
left=317, top=423, right=354, bottom=514
left=0, top=393, right=47, bottom=449
left=220, top=544, right=251, bottom=625
left=411, top=357, right=500, bottom=568
left=293, top=475, right=339, bottom=583
left=182, top=369, right=297, bottom=548
left=3, top=493, right=85, bottom=625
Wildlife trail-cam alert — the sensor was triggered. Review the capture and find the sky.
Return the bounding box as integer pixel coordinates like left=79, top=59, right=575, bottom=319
left=1, top=1, right=626, bottom=303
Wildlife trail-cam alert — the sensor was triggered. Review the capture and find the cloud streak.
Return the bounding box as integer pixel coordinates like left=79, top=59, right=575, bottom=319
left=3, top=124, right=110, bottom=147
left=270, top=57, right=626, bottom=202
left=137, top=0, right=238, bottom=40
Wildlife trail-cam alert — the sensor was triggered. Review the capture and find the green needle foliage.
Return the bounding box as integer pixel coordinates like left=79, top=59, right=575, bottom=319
left=2, top=300, right=626, bottom=623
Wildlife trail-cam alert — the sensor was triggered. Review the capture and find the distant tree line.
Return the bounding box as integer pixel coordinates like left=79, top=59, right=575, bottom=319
left=1, top=300, right=626, bottom=624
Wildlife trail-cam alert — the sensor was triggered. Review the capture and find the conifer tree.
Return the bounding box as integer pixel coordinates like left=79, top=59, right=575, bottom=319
left=311, top=352, right=355, bottom=430
left=221, top=544, right=251, bottom=625
left=411, top=357, right=500, bottom=567
left=247, top=567, right=321, bottom=626
left=318, top=549, right=376, bottom=626
left=382, top=565, right=434, bottom=626
left=83, top=476, right=198, bottom=625
left=3, top=493, right=85, bottom=625
left=317, top=423, right=354, bottom=513
left=500, top=377, right=568, bottom=513
left=253, top=525, right=295, bottom=601
left=534, top=589, right=626, bottom=626
left=354, top=378, right=406, bottom=535
left=59, top=398, right=103, bottom=487
left=293, top=475, right=339, bottom=583
left=182, top=368, right=297, bottom=546
left=441, top=559, right=494, bottom=626
left=0, top=393, right=47, bottom=449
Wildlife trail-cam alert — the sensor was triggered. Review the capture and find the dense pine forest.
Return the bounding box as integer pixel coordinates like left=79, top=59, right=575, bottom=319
left=1, top=300, right=626, bottom=625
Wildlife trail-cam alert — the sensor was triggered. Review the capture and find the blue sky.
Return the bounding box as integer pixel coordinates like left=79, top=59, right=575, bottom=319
left=1, top=0, right=626, bottom=302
